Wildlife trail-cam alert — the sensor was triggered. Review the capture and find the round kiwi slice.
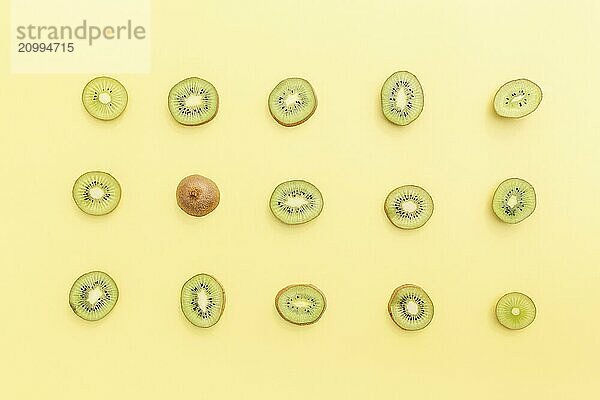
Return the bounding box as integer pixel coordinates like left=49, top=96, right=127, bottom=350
left=82, top=76, right=128, bottom=121
left=72, top=171, right=122, bottom=216
left=384, top=185, right=433, bottom=229
left=381, top=71, right=424, bottom=126
left=268, top=77, right=317, bottom=127
left=388, top=284, right=434, bottom=331
left=275, top=284, right=326, bottom=325
left=496, top=292, right=536, bottom=330
left=69, top=271, right=119, bottom=321
left=180, top=274, right=226, bottom=328
left=168, top=77, right=219, bottom=126
left=493, top=79, right=542, bottom=118
left=492, top=178, right=536, bottom=224
left=269, top=180, right=323, bottom=225
left=176, top=174, right=220, bottom=217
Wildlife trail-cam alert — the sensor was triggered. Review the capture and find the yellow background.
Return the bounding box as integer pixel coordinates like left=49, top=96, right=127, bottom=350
left=1, top=1, right=599, bottom=398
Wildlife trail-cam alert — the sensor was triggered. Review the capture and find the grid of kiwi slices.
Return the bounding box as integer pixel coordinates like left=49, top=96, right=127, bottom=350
left=68, top=74, right=542, bottom=331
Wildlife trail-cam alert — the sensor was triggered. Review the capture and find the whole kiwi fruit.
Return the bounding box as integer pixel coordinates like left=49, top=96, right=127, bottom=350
left=176, top=175, right=220, bottom=217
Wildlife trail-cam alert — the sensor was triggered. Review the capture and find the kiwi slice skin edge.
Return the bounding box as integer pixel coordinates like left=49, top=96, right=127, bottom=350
left=275, top=284, right=327, bottom=326
left=493, top=78, right=542, bottom=118
left=388, top=284, right=434, bottom=331
left=180, top=274, right=226, bottom=328
left=268, top=77, right=317, bottom=127
left=492, top=178, right=536, bottom=224
left=495, top=292, right=536, bottom=330
left=69, top=270, right=119, bottom=322
left=81, top=76, right=128, bottom=121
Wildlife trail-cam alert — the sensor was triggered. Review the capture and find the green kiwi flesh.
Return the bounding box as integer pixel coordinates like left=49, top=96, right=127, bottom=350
left=381, top=71, right=424, bottom=126
left=275, top=284, right=326, bottom=325
left=492, top=178, right=536, bottom=224
left=169, top=77, right=219, bottom=126
left=388, top=284, right=434, bottom=331
left=496, top=292, right=536, bottom=330
left=268, top=78, right=317, bottom=126
left=493, top=79, right=542, bottom=118
left=82, top=76, right=128, bottom=121
left=69, top=271, right=119, bottom=321
left=72, top=171, right=122, bottom=216
left=181, top=274, right=225, bottom=328
left=269, top=180, right=323, bottom=225
left=384, top=185, right=433, bottom=229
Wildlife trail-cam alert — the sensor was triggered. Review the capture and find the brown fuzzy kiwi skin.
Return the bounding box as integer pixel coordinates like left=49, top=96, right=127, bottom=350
left=493, top=78, right=543, bottom=119
left=275, top=284, right=327, bottom=326
left=495, top=291, right=536, bottom=330
left=491, top=177, right=537, bottom=224
left=180, top=273, right=226, bottom=328
left=168, top=77, right=219, bottom=126
left=269, top=78, right=318, bottom=127
left=387, top=284, right=434, bottom=331
left=380, top=71, right=424, bottom=126
left=176, top=175, right=220, bottom=217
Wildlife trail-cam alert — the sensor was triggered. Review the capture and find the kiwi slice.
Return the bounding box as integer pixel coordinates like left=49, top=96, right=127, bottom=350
left=180, top=274, right=225, bottom=328
left=384, top=185, right=433, bottom=229
left=493, top=79, right=542, bottom=118
left=496, top=292, right=536, bottom=330
left=176, top=174, right=220, bottom=217
left=168, top=77, right=219, bottom=126
left=275, top=284, right=326, bottom=325
left=269, top=180, right=323, bottom=225
left=82, top=76, right=128, bottom=121
left=268, top=78, right=317, bottom=127
left=72, top=171, right=122, bottom=216
left=492, top=178, right=536, bottom=224
left=69, top=271, right=119, bottom=321
left=388, top=284, right=434, bottom=331
left=381, top=71, right=424, bottom=126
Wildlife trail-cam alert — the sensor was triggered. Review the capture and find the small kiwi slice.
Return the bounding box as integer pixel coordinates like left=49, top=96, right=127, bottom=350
left=176, top=175, right=220, bottom=217
left=69, top=271, right=119, bottom=321
left=388, top=284, right=434, bottom=331
left=275, top=284, right=326, bottom=325
left=268, top=78, right=317, bottom=127
left=381, top=71, right=424, bottom=126
left=180, top=274, right=226, bottom=328
left=492, top=178, right=536, bottom=224
left=72, top=171, right=122, bottom=216
left=496, top=292, right=536, bottom=330
left=493, top=79, right=542, bottom=118
left=270, top=180, right=323, bottom=225
left=82, top=76, right=128, bottom=121
left=384, top=185, right=433, bottom=229
left=168, top=77, right=219, bottom=126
